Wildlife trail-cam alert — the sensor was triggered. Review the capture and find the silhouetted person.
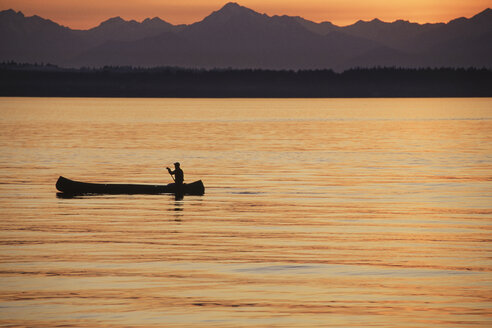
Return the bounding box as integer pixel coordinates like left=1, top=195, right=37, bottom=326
left=167, top=162, right=184, bottom=195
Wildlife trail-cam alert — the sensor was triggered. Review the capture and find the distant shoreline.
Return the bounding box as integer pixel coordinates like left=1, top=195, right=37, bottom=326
left=1, top=63, right=491, bottom=98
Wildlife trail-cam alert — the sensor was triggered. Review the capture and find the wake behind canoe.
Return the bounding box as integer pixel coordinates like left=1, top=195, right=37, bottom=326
left=56, top=176, right=205, bottom=195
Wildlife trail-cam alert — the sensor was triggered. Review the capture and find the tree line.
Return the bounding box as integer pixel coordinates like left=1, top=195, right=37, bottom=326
left=1, top=62, right=491, bottom=97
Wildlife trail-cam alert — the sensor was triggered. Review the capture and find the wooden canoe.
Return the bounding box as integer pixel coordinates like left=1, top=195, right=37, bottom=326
left=56, top=176, right=204, bottom=195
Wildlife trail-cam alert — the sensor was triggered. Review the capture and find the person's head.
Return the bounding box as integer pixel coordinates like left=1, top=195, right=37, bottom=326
left=174, top=162, right=180, bottom=168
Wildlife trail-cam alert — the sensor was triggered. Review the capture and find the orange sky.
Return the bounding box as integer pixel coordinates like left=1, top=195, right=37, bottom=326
left=0, top=0, right=490, bottom=29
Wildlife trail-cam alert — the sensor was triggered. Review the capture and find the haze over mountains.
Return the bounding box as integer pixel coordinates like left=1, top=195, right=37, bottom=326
left=1, top=2, right=491, bottom=70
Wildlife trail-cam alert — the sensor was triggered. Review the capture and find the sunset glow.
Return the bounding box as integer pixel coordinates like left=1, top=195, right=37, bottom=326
left=0, top=0, right=490, bottom=29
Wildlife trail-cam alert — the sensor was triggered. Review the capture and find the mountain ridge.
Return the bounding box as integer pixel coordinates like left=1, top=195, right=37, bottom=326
left=4, top=3, right=490, bottom=31
left=0, top=2, right=491, bottom=70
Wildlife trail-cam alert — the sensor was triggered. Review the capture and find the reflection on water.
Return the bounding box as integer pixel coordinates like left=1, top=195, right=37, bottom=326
left=0, top=98, right=491, bottom=327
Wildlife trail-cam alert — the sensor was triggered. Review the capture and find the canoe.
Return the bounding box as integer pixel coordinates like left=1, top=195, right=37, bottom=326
left=56, top=176, right=205, bottom=196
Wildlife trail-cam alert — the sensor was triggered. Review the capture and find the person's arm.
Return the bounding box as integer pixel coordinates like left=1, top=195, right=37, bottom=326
left=167, top=167, right=175, bottom=174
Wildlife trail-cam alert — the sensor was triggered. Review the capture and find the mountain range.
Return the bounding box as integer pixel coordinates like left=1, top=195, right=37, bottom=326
left=1, top=2, right=491, bottom=70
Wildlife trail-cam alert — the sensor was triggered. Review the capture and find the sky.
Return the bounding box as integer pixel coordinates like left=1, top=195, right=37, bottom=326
left=0, top=0, right=490, bottom=29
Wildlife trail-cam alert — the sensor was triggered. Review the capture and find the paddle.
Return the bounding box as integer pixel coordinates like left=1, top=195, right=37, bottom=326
left=166, top=167, right=176, bottom=182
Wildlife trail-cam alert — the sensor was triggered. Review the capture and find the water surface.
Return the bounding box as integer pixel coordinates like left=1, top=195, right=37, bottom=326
left=0, top=98, right=491, bottom=327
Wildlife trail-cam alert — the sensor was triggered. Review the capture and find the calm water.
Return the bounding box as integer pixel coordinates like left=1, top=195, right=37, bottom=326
left=0, top=98, right=491, bottom=327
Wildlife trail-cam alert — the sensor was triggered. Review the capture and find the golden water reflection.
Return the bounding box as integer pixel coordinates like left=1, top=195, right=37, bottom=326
left=0, top=98, right=491, bottom=327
